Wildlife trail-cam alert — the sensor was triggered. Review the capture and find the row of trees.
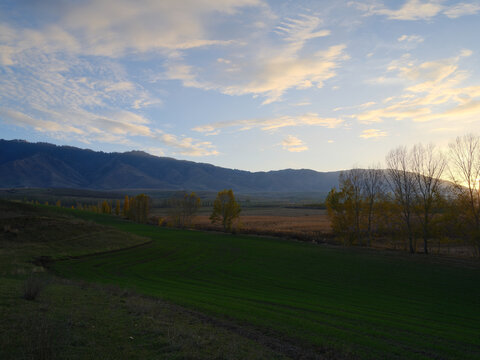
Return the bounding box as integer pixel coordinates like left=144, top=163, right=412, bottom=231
left=62, top=194, right=152, bottom=223
left=47, top=189, right=242, bottom=231
left=165, top=189, right=241, bottom=231
left=326, top=134, right=480, bottom=256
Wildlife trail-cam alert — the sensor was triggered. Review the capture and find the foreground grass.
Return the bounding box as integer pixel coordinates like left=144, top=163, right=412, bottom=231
left=0, top=201, right=285, bottom=359
left=52, top=209, right=480, bottom=359
left=0, top=277, right=287, bottom=360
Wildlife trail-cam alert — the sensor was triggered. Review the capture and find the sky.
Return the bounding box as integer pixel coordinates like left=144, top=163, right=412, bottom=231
left=1, top=0, right=480, bottom=172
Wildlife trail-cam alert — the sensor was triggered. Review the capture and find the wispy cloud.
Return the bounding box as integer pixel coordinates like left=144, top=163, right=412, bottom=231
left=398, top=34, right=424, bottom=43
left=275, top=14, right=330, bottom=55
left=153, top=132, right=219, bottom=157
left=352, top=0, right=480, bottom=21
left=0, top=0, right=245, bottom=156
left=359, top=129, right=387, bottom=139
left=352, top=50, right=480, bottom=125
left=54, top=0, right=265, bottom=57
left=351, top=0, right=443, bottom=20
left=443, top=2, right=480, bottom=18
left=0, top=106, right=218, bottom=157
left=193, top=113, right=343, bottom=135
left=282, top=135, right=308, bottom=152
left=164, top=14, right=347, bottom=104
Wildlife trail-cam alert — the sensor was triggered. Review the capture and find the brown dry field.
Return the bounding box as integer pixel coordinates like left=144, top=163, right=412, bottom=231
left=191, top=208, right=333, bottom=243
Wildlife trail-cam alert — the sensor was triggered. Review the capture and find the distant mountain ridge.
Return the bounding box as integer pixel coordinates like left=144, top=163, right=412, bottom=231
left=0, top=139, right=340, bottom=192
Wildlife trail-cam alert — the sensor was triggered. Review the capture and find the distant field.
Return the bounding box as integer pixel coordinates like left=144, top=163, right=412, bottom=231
left=193, top=209, right=331, bottom=242
left=53, top=212, right=480, bottom=360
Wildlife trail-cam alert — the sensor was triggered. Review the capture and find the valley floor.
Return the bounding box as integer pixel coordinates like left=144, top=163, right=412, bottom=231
left=2, top=200, right=480, bottom=359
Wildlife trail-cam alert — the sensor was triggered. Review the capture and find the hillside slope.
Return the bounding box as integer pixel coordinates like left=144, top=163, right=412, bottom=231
left=0, top=139, right=340, bottom=192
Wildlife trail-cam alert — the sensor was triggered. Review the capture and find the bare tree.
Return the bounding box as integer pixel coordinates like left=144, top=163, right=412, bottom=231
left=448, top=134, right=480, bottom=256
left=339, top=168, right=365, bottom=245
left=361, top=164, right=385, bottom=247
left=385, top=146, right=417, bottom=253
left=411, top=143, right=446, bottom=254
left=167, top=192, right=201, bottom=228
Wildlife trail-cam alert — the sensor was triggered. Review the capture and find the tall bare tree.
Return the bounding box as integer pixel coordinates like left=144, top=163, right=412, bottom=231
left=385, top=146, right=417, bottom=253
left=448, top=134, right=480, bottom=256
left=361, top=164, right=385, bottom=247
left=411, top=143, right=446, bottom=254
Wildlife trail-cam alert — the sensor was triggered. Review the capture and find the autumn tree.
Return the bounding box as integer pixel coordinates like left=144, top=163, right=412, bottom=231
left=210, top=189, right=241, bottom=232
left=101, top=200, right=111, bottom=214
left=411, top=143, right=446, bottom=254
left=127, top=194, right=151, bottom=223
left=123, top=195, right=130, bottom=217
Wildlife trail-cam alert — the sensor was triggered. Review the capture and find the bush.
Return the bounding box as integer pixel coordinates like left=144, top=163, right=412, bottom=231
left=23, top=275, right=46, bottom=301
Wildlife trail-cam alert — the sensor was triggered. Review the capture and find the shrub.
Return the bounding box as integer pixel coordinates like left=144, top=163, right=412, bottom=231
left=23, top=275, right=46, bottom=301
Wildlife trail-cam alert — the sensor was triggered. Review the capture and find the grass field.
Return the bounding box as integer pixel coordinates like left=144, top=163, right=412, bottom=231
left=0, top=201, right=286, bottom=359
left=52, top=210, right=480, bottom=359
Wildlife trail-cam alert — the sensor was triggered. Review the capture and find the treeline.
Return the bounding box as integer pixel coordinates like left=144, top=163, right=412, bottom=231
left=41, top=189, right=242, bottom=232
left=326, top=134, right=480, bottom=257
left=38, top=194, right=153, bottom=224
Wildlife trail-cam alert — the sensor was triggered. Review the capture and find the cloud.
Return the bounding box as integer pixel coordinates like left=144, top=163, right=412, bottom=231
left=352, top=0, right=443, bottom=20
left=193, top=113, right=343, bottom=135
left=0, top=7, right=226, bottom=157
left=163, top=13, right=347, bottom=104
left=0, top=108, right=85, bottom=135
left=145, top=147, right=165, bottom=157
left=443, top=2, right=480, bottom=18
left=353, top=0, right=480, bottom=21
left=105, top=81, right=135, bottom=92
left=359, top=129, right=387, bottom=139
left=352, top=50, right=480, bottom=125
left=275, top=14, right=330, bottom=55
left=154, top=132, right=218, bottom=156
left=167, top=44, right=348, bottom=105
left=0, top=105, right=218, bottom=157
left=398, top=34, right=424, bottom=43
left=49, top=0, right=264, bottom=57
left=228, top=44, right=348, bottom=104
left=282, top=135, right=308, bottom=152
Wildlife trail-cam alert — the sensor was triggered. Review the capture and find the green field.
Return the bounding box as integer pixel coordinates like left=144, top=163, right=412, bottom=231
left=1, top=201, right=285, bottom=359
left=53, top=210, right=480, bottom=359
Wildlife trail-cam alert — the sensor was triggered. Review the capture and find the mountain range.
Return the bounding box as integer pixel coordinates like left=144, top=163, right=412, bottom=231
left=0, top=139, right=340, bottom=193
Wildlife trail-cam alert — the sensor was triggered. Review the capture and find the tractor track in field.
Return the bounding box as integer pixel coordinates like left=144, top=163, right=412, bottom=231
left=37, top=237, right=154, bottom=268
left=126, top=291, right=359, bottom=360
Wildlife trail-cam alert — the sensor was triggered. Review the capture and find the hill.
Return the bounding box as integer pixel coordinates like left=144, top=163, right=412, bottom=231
left=0, top=139, right=340, bottom=192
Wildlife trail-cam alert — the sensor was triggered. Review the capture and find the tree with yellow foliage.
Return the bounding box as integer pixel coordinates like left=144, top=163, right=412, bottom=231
left=123, top=195, right=130, bottom=217
left=210, top=189, right=241, bottom=232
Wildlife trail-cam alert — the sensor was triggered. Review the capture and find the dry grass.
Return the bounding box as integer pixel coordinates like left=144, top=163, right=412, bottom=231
left=193, top=212, right=333, bottom=243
